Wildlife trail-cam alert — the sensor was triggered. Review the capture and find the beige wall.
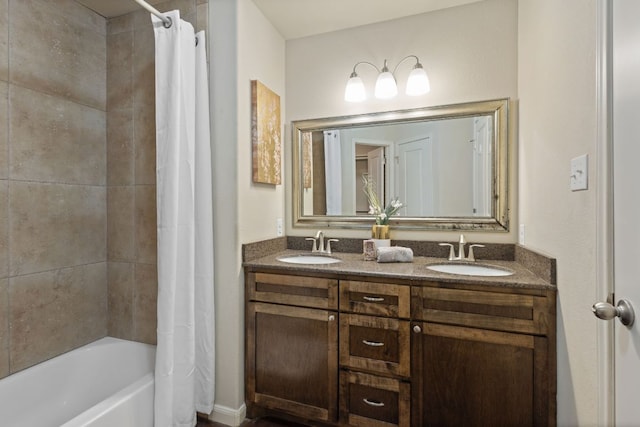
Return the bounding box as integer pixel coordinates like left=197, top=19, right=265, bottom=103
left=0, top=0, right=107, bottom=376
left=208, top=0, right=286, bottom=423
left=518, top=0, right=598, bottom=424
left=284, top=0, right=518, bottom=243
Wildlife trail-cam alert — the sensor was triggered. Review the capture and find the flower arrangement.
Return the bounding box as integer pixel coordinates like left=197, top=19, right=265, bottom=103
left=362, top=175, right=403, bottom=225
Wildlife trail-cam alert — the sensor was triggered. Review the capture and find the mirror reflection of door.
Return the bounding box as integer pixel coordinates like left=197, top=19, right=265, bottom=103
left=396, top=135, right=434, bottom=216
left=472, top=116, right=492, bottom=216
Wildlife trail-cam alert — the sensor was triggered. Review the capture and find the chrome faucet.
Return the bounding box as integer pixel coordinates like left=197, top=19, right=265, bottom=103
left=306, top=230, right=339, bottom=254
left=439, top=234, right=485, bottom=261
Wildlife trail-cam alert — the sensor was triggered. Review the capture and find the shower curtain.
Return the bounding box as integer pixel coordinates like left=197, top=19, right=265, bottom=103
left=152, top=11, right=214, bottom=427
left=324, top=130, right=343, bottom=215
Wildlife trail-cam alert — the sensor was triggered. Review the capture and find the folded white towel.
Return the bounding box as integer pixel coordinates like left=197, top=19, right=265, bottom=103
left=377, top=246, right=414, bottom=263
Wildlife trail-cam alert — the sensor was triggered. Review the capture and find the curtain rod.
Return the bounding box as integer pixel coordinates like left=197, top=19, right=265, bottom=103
left=132, top=0, right=172, bottom=28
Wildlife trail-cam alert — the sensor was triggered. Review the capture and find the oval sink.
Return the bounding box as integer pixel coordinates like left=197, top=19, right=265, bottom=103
left=427, top=263, right=514, bottom=277
left=277, top=255, right=342, bottom=265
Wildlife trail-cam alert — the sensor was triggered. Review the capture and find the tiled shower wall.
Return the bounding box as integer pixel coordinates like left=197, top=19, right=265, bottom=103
left=106, top=0, right=208, bottom=343
left=0, top=0, right=209, bottom=378
left=0, top=0, right=108, bottom=377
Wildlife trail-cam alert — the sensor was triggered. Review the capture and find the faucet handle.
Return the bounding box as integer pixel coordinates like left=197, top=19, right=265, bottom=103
left=467, top=244, right=485, bottom=261
left=326, top=239, right=339, bottom=254
left=305, top=237, right=318, bottom=252
left=439, top=243, right=455, bottom=261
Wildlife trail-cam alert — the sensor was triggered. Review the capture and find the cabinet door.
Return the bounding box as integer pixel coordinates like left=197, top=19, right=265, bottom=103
left=412, top=322, right=548, bottom=427
left=246, top=302, right=338, bottom=423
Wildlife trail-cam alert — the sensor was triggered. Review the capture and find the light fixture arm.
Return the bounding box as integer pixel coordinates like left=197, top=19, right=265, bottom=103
left=350, top=61, right=381, bottom=77
left=391, top=55, right=422, bottom=75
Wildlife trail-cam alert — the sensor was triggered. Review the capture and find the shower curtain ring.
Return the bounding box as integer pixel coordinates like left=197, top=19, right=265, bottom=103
left=163, top=16, right=172, bottom=29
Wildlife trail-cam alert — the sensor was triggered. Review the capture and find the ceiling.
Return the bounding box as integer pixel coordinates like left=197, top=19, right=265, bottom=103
left=76, top=0, right=481, bottom=39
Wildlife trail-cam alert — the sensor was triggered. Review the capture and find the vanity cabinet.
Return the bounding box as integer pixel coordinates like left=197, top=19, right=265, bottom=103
left=245, top=268, right=556, bottom=427
left=245, top=272, right=339, bottom=423
left=411, top=283, right=556, bottom=427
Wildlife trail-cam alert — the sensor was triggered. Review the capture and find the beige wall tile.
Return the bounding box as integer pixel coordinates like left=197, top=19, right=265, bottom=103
left=108, top=13, right=133, bottom=35
left=135, top=185, right=157, bottom=263
left=0, top=278, right=7, bottom=378
left=134, top=103, right=156, bottom=185
left=10, top=182, right=106, bottom=276
left=108, top=262, right=134, bottom=340
left=0, top=82, right=7, bottom=179
left=107, top=186, right=135, bottom=261
left=132, top=26, right=155, bottom=108
left=0, top=0, right=7, bottom=82
left=0, top=181, right=7, bottom=279
left=107, top=109, right=134, bottom=185
left=107, top=31, right=133, bottom=111
left=10, top=85, right=106, bottom=185
left=196, top=2, right=208, bottom=35
left=9, top=262, right=108, bottom=372
left=10, top=0, right=106, bottom=110
left=133, top=263, right=157, bottom=344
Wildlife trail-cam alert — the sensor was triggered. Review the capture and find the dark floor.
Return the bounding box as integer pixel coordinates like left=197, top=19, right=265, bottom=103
left=197, top=416, right=308, bottom=427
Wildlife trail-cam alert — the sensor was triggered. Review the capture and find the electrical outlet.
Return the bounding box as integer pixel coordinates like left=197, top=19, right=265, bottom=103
left=519, top=224, right=525, bottom=245
left=276, top=218, right=283, bottom=236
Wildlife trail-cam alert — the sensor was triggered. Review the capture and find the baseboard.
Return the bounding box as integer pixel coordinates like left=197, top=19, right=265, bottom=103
left=205, top=403, right=247, bottom=426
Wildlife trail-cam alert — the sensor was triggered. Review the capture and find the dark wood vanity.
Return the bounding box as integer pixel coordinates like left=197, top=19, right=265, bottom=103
left=244, top=242, right=556, bottom=427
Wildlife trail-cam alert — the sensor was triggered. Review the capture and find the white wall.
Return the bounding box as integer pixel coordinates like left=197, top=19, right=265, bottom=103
left=285, top=0, right=518, bottom=242
left=209, top=0, right=285, bottom=424
left=518, top=0, right=598, bottom=424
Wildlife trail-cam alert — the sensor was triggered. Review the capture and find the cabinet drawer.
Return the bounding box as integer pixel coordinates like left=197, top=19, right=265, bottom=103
left=340, top=280, right=410, bottom=318
left=413, top=285, right=550, bottom=335
left=247, top=272, right=338, bottom=310
left=340, top=371, right=410, bottom=427
left=340, top=314, right=410, bottom=377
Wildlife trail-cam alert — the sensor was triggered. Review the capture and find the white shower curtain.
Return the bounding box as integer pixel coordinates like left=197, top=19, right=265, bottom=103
left=324, top=130, right=342, bottom=215
left=152, top=10, right=215, bottom=427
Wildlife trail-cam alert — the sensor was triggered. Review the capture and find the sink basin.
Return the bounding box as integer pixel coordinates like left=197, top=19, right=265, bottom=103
left=427, top=263, right=514, bottom=277
left=277, top=255, right=342, bottom=265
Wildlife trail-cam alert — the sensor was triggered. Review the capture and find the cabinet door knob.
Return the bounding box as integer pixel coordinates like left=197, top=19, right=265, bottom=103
left=328, top=315, right=336, bottom=322
left=413, top=325, right=422, bottom=333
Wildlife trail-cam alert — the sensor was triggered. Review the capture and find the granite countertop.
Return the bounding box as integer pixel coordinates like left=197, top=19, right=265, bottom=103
left=243, top=249, right=555, bottom=291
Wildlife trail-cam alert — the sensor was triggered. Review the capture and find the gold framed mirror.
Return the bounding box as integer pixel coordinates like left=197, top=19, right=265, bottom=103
left=291, top=98, right=510, bottom=231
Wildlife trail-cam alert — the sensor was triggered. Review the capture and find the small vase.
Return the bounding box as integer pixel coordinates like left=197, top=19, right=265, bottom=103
left=371, top=224, right=390, bottom=240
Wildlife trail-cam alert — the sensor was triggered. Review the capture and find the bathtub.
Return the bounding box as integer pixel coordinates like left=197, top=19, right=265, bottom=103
left=0, top=337, right=156, bottom=427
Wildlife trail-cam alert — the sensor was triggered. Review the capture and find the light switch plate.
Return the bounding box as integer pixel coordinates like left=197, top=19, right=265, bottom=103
left=570, top=154, right=588, bottom=191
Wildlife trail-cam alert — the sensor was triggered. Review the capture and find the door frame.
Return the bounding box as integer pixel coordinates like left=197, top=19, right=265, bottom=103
left=595, top=0, right=614, bottom=425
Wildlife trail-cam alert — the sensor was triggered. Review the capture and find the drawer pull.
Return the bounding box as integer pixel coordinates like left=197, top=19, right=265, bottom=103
left=363, top=398, right=385, bottom=407
left=362, top=340, right=385, bottom=347
left=363, top=296, right=385, bottom=302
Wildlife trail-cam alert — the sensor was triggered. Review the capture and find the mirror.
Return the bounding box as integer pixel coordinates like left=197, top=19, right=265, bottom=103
left=291, top=98, right=509, bottom=231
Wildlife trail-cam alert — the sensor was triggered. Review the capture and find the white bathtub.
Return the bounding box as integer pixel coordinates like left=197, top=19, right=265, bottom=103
left=0, top=337, right=156, bottom=427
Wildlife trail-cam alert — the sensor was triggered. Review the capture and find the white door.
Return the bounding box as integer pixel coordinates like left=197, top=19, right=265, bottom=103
left=472, top=116, right=491, bottom=217
left=395, top=136, right=433, bottom=216
left=595, top=1, right=640, bottom=424
left=613, top=1, right=640, bottom=423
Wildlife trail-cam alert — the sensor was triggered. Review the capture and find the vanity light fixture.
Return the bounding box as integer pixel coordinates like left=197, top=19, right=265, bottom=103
left=344, top=55, right=430, bottom=102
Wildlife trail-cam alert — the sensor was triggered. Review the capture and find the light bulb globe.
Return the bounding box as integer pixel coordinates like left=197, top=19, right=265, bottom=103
left=344, top=75, right=366, bottom=102
left=406, top=66, right=430, bottom=96
left=374, top=71, right=398, bottom=99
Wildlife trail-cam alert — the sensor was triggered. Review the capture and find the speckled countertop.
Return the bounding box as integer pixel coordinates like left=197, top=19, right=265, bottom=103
left=243, top=248, right=555, bottom=291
